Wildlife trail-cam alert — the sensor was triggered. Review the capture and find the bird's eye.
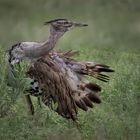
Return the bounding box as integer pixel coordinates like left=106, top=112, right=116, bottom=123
left=64, top=21, right=68, bottom=24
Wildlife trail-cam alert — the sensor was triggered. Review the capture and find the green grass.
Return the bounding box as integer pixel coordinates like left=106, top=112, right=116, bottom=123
left=0, top=0, right=140, bottom=140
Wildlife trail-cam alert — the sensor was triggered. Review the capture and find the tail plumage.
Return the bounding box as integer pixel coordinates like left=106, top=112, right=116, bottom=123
left=55, top=50, right=114, bottom=82
left=78, top=62, right=114, bottom=82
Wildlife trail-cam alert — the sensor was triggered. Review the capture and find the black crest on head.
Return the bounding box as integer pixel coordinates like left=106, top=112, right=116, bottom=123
left=44, top=18, right=68, bottom=25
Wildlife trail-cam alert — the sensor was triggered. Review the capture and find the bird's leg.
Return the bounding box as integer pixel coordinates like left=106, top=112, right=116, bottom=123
left=24, top=95, right=34, bottom=115
left=37, top=97, right=42, bottom=108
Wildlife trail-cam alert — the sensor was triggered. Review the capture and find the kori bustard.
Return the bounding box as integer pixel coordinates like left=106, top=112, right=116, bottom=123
left=6, top=19, right=114, bottom=121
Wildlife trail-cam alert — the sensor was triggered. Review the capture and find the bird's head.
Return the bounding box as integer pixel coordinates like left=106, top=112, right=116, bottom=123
left=44, top=18, right=88, bottom=33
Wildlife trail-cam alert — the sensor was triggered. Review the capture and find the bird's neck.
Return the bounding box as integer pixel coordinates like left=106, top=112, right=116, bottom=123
left=24, top=28, right=65, bottom=59
left=43, top=29, right=65, bottom=53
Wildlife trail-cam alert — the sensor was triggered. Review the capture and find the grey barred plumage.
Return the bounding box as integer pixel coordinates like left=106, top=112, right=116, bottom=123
left=6, top=19, right=114, bottom=121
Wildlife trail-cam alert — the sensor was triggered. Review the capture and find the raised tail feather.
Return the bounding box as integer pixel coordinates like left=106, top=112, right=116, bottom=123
left=56, top=50, right=114, bottom=82
left=76, top=62, right=114, bottom=82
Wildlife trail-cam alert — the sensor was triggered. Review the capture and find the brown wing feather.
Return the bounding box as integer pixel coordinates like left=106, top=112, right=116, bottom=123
left=27, top=51, right=114, bottom=120
left=27, top=55, right=78, bottom=121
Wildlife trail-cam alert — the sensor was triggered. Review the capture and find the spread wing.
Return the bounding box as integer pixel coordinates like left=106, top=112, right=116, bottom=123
left=49, top=50, right=114, bottom=112
left=27, top=51, right=114, bottom=121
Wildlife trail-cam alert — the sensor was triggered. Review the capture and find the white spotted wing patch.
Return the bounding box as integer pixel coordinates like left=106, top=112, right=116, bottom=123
left=29, top=80, right=54, bottom=108
left=29, top=79, right=43, bottom=97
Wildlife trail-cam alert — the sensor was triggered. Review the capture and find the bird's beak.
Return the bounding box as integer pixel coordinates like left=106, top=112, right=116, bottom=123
left=72, top=22, right=88, bottom=27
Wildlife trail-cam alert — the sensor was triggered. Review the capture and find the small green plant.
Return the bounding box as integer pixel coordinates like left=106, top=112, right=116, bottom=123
left=0, top=48, right=32, bottom=117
